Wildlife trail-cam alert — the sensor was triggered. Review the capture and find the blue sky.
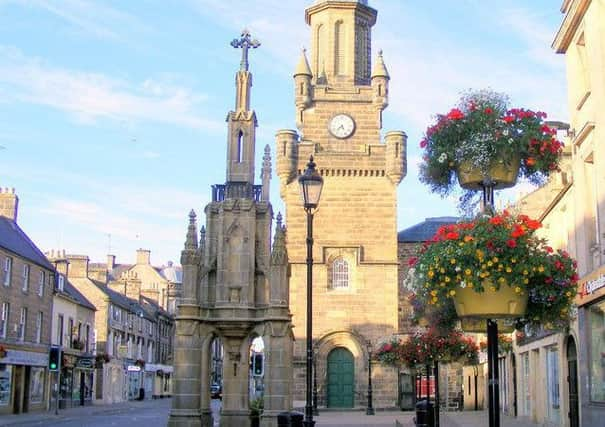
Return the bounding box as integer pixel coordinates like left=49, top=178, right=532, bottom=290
left=0, top=0, right=568, bottom=266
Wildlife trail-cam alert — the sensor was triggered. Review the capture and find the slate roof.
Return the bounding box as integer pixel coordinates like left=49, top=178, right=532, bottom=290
left=58, top=280, right=97, bottom=311
left=140, top=295, right=171, bottom=318
left=0, top=216, right=53, bottom=270
left=397, top=216, right=460, bottom=243
left=90, top=279, right=154, bottom=321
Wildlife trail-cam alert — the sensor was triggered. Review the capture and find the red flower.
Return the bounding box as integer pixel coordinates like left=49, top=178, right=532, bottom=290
left=445, top=231, right=460, bottom=240
left=489, top=216, right=504, bottom=225
left=506, top=239, right=517, bottom=248
left=484, top=107, right=493, bottom=114
left=545, top=246, right=553, bottom=253
left=447, top=108, right=464, bottom=120
left=420, top=139, right=428, bottom=148
left=408, top=257, right=418, bottom=267
left=503, top=115, right=515, bottom=123
left=511, top=225, right=525, bottom=238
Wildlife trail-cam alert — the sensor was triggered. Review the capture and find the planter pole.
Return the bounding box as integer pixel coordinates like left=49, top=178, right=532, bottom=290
left=434, top=360, right=440, bottom=427
left=487, top=319, right=500, bottom=427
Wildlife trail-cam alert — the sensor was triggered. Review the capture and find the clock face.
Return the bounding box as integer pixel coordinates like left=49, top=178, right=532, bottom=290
left=328, top=114, right=355, bottom=139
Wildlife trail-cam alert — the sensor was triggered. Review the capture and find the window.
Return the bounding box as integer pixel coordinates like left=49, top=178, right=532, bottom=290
left=334, top=21, right=345, bottom=75
left=316, top=24, right=325, bottom=78
left=35, top=312, right=43, bottom=344
left=521, top=352, right=531, bottom=415
left=29, top=367, right=44, bottom=403
left=22, top=264, right=30, bottom=292
left=57, top=314, right=64, bottom=346
left=107, top=330, right=114, bottom=356
left=112, top=305, right=121, bottom=322
left=68, top=318, right=74, bottom=348
left=3, top=257, right=12, bottom=287
left=236, top=131, right=244, bottom=163
left=18, top=307, right=27, bottom=341
left=357, top=23, right=369, bottom=80
left=57, top=274, right=64, bottom=291
left=332, top=258, right=349, bottom=289
left=589, top=300, right=605, bottom=402
left=0, top=365, right=12, bottom=405
left=546, top=347, right=561, bottom=423
left=38, top=271, right=44, bottom=297
left=0, top=302, right=8, bottom=338
left=85, top=324, right=90, bottom=352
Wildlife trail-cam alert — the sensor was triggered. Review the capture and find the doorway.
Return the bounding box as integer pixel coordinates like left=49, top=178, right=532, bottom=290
left=327, top=347, right=354, bottom=408
left=567, top=337, right=579, bottom=427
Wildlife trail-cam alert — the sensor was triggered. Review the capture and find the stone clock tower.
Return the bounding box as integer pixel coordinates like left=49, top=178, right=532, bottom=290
left=276, top=0, right=407, bottom=409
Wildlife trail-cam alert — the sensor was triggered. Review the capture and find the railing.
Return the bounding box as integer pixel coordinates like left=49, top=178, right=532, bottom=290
left=212, top=183, right=263, bottom=202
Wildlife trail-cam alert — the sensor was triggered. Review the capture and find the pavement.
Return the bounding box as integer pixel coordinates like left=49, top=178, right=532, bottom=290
left=0, top=397, right=172, bottom=426
left=0, top=399, right=542, bottom=427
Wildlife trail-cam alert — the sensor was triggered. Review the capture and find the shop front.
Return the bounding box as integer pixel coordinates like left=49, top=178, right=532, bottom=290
left=126, top=363, right=143, bottom=400
left=59, top=353, right=94, bottom=408
left=0, top=347, right=48, bottom=415
left=144, top=363, right=173, bottom=399
left=576, top=265, right=605, bottom=427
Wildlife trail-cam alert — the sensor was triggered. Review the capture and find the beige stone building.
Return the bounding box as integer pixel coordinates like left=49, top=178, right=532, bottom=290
left=49, top=263, right=96, bottom=408
left=550, top=1, right=605, bottom=426
left=276, top=0, right=406, bottom=409
left=0, top=188, right=54, bottom=415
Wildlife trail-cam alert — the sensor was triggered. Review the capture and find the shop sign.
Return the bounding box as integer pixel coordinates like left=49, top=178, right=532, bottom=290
left=117, top=345, right=128, bottom=359
left=127, top=365, right=141, bottom=372
left=0, top=349, right=47, bottom=366
left=76, top=357, right=95, bottom=369
left=580, top=274, right=605, bottom=297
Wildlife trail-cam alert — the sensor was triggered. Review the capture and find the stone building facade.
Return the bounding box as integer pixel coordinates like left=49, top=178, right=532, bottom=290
left=0, top=189, right=54, bottom=415
left=169, top=31, right=292, bottom=427
left=275, top=0, right=406, bottom=409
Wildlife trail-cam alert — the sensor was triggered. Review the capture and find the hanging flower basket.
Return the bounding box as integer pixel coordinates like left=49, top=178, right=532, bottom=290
left=456, top=155, right=521, bottom=191
left=453, top=280, right=527, bottom=319
left=375, top=329, right=479, bottom=368
left=410, top=210, right=578, bottom=329
left=419, top=89, right=563, bottom=208
left=0, top=345, right=7, bottom=359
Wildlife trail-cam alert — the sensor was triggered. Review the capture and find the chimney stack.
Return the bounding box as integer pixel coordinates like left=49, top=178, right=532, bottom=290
left=136, top=249, right=151, bottom=265
left=0, top=188, right=19, bottom=222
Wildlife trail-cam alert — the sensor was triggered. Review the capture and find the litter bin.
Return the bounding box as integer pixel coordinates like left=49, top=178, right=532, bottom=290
left=414, top=400, right=434, bottom=427
left=277, top=411, right=304, bottom=427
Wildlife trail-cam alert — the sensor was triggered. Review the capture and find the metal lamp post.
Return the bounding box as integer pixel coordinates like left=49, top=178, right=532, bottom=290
left=366, top=342, right=375, bottom=415
left=299, top=156, right=323, bottom=427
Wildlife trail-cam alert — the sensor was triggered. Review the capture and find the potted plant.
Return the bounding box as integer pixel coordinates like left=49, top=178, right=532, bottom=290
left=72, top=339, right=85, bottom=351
left=410, top=210, right=578, bottom=330
left=135, top=358, right=146, bottom=368
left=95, top=353, right=110, bottom=367
left=249, top=397, right=263, bottom=427
left=419, top=89, right=563, bottom=208
left=0, top=344, right=7, bottom=358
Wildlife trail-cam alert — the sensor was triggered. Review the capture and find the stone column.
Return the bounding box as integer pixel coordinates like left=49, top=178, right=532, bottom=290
left=261, top=322, right=293, bottom=427
left=200, top=333, right=213, bottom=427
left=220, top=337, right=251, bottom=427
left=168, top=312, right=203, bottom=427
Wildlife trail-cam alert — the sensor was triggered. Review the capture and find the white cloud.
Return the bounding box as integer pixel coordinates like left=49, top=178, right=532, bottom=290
left=17, top=0, right=151, bottom=42
left=0, top=46, right=222, bottom=130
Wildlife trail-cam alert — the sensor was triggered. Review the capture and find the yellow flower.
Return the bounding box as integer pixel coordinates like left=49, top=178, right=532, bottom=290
left=565, top=291, right=572, bottom=297
left=538, top=265, right=545, bottom=272
left=444, top=277, right=451, bottom=283
left=492, top=257, right=499, bottom=263
left=511, top=258, right=517, bottom=263
left=465, top=269, right=472, bottom=276
left=515, top=286, right=522, bottom=293
left=432, top=296, right=438, bottom=303
left=476, top=249, right=484, bottom=259
left=449, top=290, right=456, bottom=296
left=440, top=268, right=445, bottom=274
left=430, top=290, right=437, bottom=296
left=522, top=270, right=528, bottom=275
left=487, top=261, right=493, bottom=267
left=506, top=267, right=512, bottom=273
left=490, top=286, right=496, bottom=292
left=450, top=259, right=456, bottom=264
left=428, top=270, right=435, bottom=278
left=523, top=278, right=529, bottom=284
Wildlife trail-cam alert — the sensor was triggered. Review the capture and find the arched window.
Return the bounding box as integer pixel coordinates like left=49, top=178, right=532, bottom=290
left=357, top=24, right=369, bottom=80
left=236, top=130, right=243, bottom=163
left=332, top=258, right=349, bottom=289
left=334, top=21, right=345, bottom=75
left=316, top=24, right=325, bottom=77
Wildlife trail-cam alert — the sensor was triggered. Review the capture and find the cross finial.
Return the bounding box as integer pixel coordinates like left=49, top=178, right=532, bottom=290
left=230, top=29, right=261, bottom=71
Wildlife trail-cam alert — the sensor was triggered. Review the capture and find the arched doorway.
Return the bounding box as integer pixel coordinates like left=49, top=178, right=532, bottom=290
left=327, top=347, right=354, bottom=408
left=567, top=336, right=579, bottom=427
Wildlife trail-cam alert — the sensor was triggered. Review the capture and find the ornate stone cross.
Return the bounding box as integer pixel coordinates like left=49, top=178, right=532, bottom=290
left=230, top=29, right=261, bottom=71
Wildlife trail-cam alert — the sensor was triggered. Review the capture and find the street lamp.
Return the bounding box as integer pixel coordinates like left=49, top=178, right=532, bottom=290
left=299, top=156, right=323, bottom=427
left=366, top=341, right=375, bottom=415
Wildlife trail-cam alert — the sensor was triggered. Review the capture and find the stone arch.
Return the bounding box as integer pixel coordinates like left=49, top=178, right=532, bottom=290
left=314, top=329, right=369, bottom=408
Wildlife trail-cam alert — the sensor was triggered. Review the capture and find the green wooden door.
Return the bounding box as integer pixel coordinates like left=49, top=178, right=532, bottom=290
left=327, top=347, right=354, bottom=408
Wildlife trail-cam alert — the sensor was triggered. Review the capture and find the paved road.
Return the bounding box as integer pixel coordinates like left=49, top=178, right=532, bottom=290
left=0, top=399, right=540, bottom=427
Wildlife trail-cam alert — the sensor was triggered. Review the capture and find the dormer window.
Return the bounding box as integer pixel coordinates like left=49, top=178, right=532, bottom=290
left=57, top=274, right=65, bottom=291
